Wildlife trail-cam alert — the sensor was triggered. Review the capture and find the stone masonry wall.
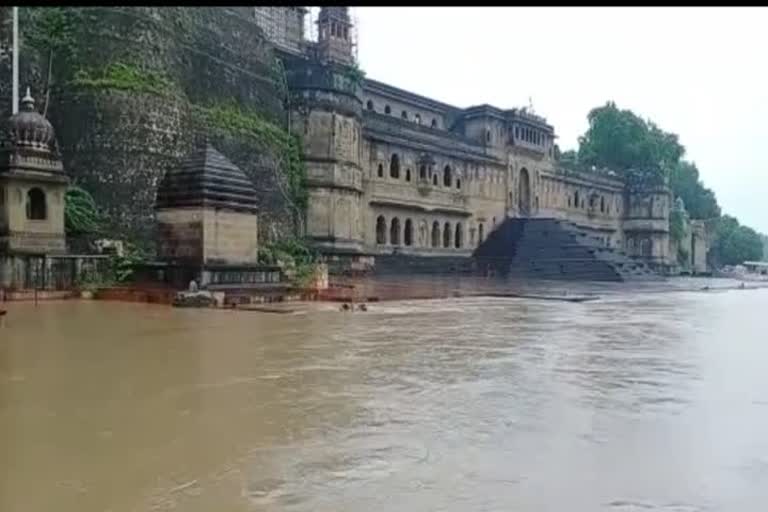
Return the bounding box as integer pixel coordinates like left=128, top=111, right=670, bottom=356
left=202, top=209, right=259, bottom=265
left=0, top=7, right=293, bottom=252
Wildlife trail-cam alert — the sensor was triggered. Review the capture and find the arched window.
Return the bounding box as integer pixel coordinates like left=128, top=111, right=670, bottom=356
left=385, top=105, right=391, bottom=115
left=377, top=163, right=384, bottom=178
left=401, top=110, right=408, bottom=120
left=454, top=223, right=463, bottom=248
left=432, top=174, right=438, bottom=186
left=574, top=190, right=580, bottom=208
left=376, top=216, right=386, bottom=245
left=415, top=113, right=422, bottom=125
left=405, top=168, right=412, bottom=182
left=419, top=164, right=427, bottom=181
left=366, top=100, right=374, bottom=111
left=343, top=26, right=348, bottom=40
left=431, top=221, right=440, bottom=248
left=26, top=188, right=47, bottom=220
left=478, top=223, right=484, bottom=243
left=390, top=217, right=401, bottom=246
left=600, top=196, right=605, bottom=213
left=456, top=178, right=461, bottom=190
left=443, top=222, right=452, bottom=248
left=431, top=118, right=438, bottom=128
left=443, top=165, right=452, bottom=187
left=404, top=219, right=413, bottom=246
left=389, top=154, right=400, bottom=179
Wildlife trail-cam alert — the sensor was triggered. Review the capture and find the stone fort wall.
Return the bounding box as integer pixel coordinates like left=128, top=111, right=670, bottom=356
left=0, top=7, right=294, bottom=251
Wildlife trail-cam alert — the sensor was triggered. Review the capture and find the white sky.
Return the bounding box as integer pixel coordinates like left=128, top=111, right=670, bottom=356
left=315, top=7, right=768, bottom=233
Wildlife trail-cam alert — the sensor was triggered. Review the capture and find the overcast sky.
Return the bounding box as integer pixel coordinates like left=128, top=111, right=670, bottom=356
left=315, top=7, right=767, bottom=233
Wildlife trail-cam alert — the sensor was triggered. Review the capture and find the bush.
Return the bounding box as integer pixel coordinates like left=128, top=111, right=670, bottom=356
left=258, top=238, right=320, bottom=287
left=65, top=184, right=103, bottom=236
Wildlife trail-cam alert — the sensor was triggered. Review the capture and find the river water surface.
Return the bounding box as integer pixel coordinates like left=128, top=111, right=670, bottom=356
left=2, top=287, right=768, bottom=511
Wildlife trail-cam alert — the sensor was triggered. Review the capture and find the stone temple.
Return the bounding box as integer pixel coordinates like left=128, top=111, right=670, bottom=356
left=1, top=88, right=70, bottom=288
left=239, top=6, right=710, bottom=279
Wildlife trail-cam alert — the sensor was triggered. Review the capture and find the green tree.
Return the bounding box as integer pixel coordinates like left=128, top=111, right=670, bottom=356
left=64, top=184, right=102, bottom=236
left=558, top=149, right=578, bottom=165
left=570, top=101, right=768, bottom=269
left=576, top=101, right=685, bottom=182
left=762, top=234, right=768, bottom=261
left=21, top=7, right=83, bottom=116
left=668, top=161, right=721, bottom=219
left=710, top=215, right=764, bottom=266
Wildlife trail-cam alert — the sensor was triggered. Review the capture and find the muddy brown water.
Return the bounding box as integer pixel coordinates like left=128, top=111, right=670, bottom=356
left=1, top=282, right=768, bottom=511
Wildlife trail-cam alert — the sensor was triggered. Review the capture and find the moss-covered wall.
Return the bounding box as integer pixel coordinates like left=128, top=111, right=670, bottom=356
left=0, top=7, right=300, bottom=251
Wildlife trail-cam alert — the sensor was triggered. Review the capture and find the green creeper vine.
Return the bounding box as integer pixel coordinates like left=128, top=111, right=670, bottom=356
left=344, top=61, right=366, bottom=87
left=271, top=56, right=289, bottom=101
left=191, top=101, right=308, bottom=213
left=669, top=208, right=686, bottom=243
left=70, top=62, right=177, bottom=97
left=258, top=237, right=320, bottom=288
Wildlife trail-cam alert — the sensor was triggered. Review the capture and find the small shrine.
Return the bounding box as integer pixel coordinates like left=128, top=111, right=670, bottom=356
left=0, top=88, right=69, bottom=256
left=147, top=142, right=282, bottom=292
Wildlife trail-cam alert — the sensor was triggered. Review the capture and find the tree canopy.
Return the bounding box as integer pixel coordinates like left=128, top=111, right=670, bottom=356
left=577, top=102, right=684, bottom=184
left=668, top=161, right=721, bottom=220
left=710, top=215, right=764, bottom=266
left=566, top=100, right=765, bottom=266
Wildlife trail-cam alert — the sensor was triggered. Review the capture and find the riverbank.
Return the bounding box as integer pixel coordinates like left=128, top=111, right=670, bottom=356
left=3, top=275, right=764, bottom=313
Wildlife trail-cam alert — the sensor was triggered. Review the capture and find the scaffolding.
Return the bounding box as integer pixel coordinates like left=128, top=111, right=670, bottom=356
left=350, top=7, right=359, bottom=63
left=253, top=6, right=306, bottom=54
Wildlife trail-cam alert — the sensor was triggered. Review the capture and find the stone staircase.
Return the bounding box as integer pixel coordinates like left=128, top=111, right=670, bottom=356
left=473, top=218, right=661, bottom=282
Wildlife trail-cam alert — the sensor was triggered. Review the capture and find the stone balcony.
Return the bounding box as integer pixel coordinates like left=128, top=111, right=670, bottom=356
left=368, top=178, right=470, bottom=216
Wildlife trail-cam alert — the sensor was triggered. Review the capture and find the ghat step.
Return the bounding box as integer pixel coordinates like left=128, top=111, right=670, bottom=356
left=473, top=217, right=661, bottom=282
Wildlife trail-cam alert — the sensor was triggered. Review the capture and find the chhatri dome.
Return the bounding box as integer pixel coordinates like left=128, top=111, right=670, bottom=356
left=3, top=87, right=58, bottom=153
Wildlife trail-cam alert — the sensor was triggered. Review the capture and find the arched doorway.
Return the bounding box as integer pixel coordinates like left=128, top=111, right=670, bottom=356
left=404, top=219, right=413, bottom=246
left=431, top=221, right=440, bottom=248
left=518, top=168, right=531, bottom=216
left=442, top=222, right=451, bottom=248
left=376, top=216, right=386, bottom=245
left=390, top=217, right=401, bottom=246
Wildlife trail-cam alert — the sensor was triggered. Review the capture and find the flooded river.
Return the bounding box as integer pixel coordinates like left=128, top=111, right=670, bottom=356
left=2, top=286, right=768, bottom=511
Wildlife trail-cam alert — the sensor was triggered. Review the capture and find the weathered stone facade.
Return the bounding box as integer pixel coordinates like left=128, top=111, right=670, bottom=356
left=155, top=144, right=260, bottom=266
left=0, top=7, right=293, bottom=250
left=0, top=6, right=709, bottom=275
left=670, top=198, right=711, bottom=274
left=0, top=89, right=68, bottom=255
left=268, top=6, right=689, bottom=273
